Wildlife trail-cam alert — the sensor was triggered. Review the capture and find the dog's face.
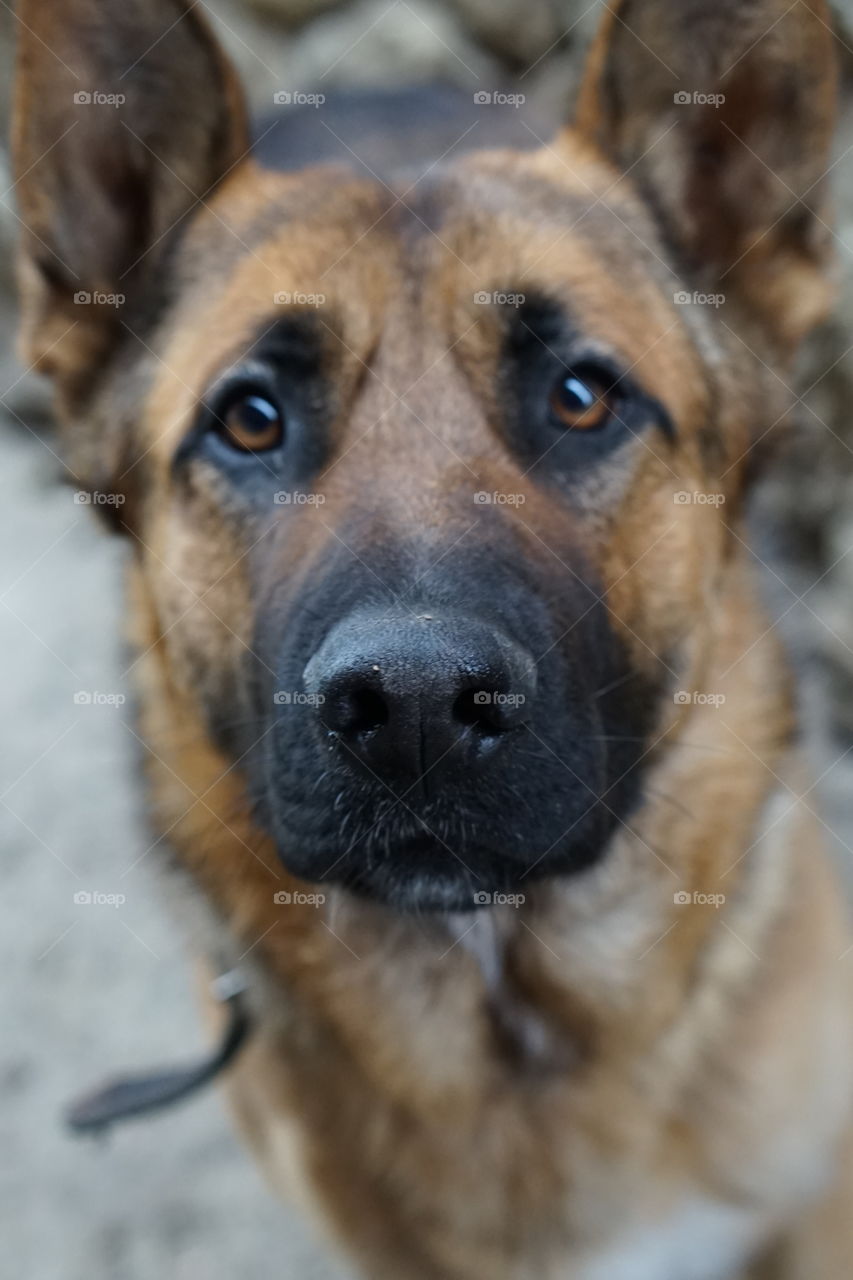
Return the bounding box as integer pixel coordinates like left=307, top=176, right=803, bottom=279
left=14, top=0, right=835, bottom=910
left=149, top=154, right=691, bottom=910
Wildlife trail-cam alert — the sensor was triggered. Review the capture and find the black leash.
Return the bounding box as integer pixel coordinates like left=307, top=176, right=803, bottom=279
left=65, top=969, right=252, bottom=1137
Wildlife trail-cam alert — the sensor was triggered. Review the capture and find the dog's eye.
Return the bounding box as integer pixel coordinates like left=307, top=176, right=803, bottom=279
left=216, top=390, right=284, bottom=452
left=549, top=368, right=614, bottom=431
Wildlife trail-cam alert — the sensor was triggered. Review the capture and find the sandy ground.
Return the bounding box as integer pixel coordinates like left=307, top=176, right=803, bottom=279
left=0, top=417, right=349, bottom=1280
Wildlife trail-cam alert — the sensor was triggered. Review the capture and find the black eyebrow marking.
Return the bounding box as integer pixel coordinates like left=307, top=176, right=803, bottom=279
left=506, top=293, right=677, bottom=444
left=247, top=314, right=326, bottom=369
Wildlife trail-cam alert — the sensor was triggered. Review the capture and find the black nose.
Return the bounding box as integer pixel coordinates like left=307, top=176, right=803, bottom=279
left=303, top=611, right=536, bottom=784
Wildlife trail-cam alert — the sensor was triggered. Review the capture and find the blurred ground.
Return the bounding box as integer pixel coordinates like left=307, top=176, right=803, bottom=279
left=0, top=428, right=353, bottom=1280
left=2, top=2, right=853, bottom=1279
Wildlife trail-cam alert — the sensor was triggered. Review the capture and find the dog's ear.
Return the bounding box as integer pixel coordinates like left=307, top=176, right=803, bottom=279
left=13, top=0, right=248, bottom=390
left=576, top=0, right=837, bottom=355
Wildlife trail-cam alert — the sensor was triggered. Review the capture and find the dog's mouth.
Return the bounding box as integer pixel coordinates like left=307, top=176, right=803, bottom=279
left=341, top=858, right=500, bottom=914
left=267, top=794, right=624, bottom=913
left=317, top=831, right=524, bottom=913
left=279, top=838, right=532, bottom=913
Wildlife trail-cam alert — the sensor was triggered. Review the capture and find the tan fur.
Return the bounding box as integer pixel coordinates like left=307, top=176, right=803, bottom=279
left=13, top=0, right=853, bottom=1276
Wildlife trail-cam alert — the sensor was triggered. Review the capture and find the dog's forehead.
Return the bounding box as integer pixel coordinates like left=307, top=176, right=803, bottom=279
left=153, top=138, right=703, bottom=432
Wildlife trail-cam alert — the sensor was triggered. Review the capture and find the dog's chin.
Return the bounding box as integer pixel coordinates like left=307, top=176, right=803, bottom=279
left=274, top=838, right=507, bottom=912
left=343, top=865, right=493, bottom=914
left=273, top=832, right=605, bottom=914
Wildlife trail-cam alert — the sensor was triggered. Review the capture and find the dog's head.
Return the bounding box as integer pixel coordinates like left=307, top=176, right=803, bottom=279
left=13, top=0, right=836, bottom=911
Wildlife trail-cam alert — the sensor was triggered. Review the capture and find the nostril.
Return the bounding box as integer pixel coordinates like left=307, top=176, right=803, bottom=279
left=304, top=613, right=536, bottom=777
left=324, top=685, right=389, bottom=738
left=453, top=688, right=520, bottom=736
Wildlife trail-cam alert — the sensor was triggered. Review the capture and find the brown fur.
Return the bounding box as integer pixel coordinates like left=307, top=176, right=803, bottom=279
left=12, top=1, right=853, bottom=1276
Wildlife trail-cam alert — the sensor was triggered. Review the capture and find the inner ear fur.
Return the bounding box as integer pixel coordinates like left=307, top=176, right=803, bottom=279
left=13, top=0, right=249, bottom=389
left=575, top=0, right=838, bottom=356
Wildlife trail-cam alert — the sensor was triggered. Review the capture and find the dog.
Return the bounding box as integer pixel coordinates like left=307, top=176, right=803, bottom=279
left=12, top=0, right=853, bottom=1275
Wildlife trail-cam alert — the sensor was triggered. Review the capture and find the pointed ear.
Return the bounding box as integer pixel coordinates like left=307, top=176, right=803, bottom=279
left=575, top=0, right=837, bottom=356
left=13, top=0, right=248, bottom=390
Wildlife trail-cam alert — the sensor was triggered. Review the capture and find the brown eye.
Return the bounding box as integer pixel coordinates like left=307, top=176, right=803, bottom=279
left=218, top=391, right=284, bottom=452
left=549, top=370, right=613, bottom=431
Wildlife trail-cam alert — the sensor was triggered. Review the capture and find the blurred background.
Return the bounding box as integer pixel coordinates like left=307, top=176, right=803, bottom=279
left=2, top=1, right=853, bottom=1277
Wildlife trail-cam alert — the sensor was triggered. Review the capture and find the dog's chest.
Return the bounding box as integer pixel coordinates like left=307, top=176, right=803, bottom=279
left=565, top=1197, right=765, bottom=1280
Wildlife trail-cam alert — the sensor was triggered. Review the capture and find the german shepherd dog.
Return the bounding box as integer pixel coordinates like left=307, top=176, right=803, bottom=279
left=12, top=0, right=853, bottom=1275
